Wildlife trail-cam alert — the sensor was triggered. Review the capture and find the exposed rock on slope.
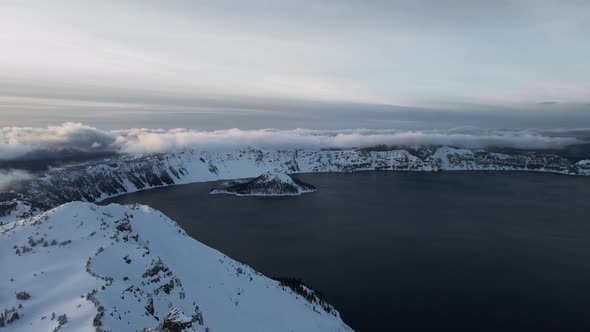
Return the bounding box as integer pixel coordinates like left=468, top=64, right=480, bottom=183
left=0, top=202, right=352, bottom=332
left=210, top=171, right=316, bottom=196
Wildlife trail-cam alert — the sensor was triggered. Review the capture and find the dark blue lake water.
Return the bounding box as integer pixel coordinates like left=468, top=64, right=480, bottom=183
left=105, top=172, right=590, bottom=331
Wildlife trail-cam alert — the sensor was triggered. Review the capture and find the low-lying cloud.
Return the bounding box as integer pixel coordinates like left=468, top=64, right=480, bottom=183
left=115, top=127, right=584, bottom=153
left=0, top=123, right=587, bottom=161
left=0, top=169, right=33, bottom=191
left=0, top=122, right=118, bottom=160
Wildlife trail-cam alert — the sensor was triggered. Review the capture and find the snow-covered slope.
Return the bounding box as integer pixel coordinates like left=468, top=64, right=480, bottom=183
left=0, top=202, right=352, bottom=332
left=0, top=193, right=31, bottom=225
left=1, top=146, right=589, bottom=331
left=3, top=146, right=590, bottom=220
left=211, top=171, right=316, bottom=196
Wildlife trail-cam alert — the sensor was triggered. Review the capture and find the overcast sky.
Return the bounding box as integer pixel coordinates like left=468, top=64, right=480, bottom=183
left=0, top=0, right=589, bottom=129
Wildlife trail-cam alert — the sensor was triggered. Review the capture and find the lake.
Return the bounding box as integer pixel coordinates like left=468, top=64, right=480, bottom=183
left=104, top=171, right=590, bottom=331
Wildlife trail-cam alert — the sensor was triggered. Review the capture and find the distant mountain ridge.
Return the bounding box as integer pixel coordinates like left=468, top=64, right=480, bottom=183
left=2, top=145, right=590, bottom=221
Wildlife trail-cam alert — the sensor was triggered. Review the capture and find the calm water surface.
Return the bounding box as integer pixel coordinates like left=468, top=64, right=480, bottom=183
left=104, top=172, right=590, bottom=331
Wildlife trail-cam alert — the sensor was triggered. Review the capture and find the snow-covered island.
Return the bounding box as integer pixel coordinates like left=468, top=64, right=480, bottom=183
left=210, top=172, right=316, bottom=196
left=0, top=202, right=352, bottom=332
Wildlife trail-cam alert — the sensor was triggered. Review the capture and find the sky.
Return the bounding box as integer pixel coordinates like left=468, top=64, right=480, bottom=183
left=0, top=0, right=589, bottom=130
left=0, top=1, right=590, bottom=189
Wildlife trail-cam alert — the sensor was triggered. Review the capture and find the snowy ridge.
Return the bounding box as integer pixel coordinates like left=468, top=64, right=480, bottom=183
left=0, top=202, right=352, bottom=332
left=0, top=195, right=30, bottom=225
left=3, top=146, right=590, bottom=220
left=210, top=171, right=316, bottom=196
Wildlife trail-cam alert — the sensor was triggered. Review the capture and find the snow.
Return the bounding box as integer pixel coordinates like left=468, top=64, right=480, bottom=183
left=259, top=171, right=296, bottom=185
left=0, top=199, right=31, bottom=225
left=0, top=202, right=352, bottom=331
left=430, top=147, right=475, bottom=170
left=574, top=159, right=590, bottom=175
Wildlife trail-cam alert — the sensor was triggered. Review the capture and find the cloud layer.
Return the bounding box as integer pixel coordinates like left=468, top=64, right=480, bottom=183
left=115, top=127, right=585, bottom=153
left=0, top=169, right=33, bottom=191
left=0, top=123, right=118, bottom=160
left=0, top=123, right=587, bottom=162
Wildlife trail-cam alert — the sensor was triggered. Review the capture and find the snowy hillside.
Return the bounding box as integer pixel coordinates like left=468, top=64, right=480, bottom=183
left=0, top=202, right=352, bottom=332
left=2, top=146, right=590, bottom=221
left=211, top=171, right=316, bottom=196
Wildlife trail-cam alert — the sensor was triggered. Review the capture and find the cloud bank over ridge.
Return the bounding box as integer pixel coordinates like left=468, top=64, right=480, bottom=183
left=1, top=123, right=588, bottom=162
left=0, top=169, right=33, bottom=191
left=0, top=123, right=118, bottom=160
